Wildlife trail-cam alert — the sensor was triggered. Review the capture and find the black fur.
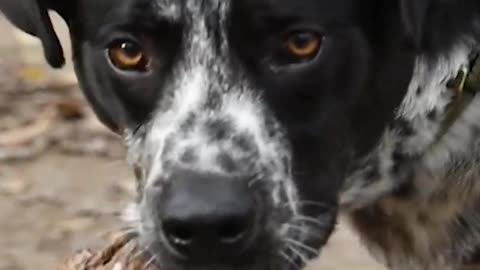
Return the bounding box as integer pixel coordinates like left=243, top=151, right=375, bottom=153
left=2, top=1, right=480, bottom=270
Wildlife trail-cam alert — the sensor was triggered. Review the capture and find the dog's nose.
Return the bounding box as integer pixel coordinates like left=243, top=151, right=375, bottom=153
left=160, top=169, right=257, bottom=262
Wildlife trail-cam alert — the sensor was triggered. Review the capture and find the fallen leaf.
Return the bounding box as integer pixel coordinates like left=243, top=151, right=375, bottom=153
left=56, top=232, right=160, bottom=270
left=17, top=66, right=48, bottom=83
left=56, top=98, right=87, bottom=120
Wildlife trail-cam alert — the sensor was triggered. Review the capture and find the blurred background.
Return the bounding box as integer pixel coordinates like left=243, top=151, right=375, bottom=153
left=0, top=12, right=385, bottom=270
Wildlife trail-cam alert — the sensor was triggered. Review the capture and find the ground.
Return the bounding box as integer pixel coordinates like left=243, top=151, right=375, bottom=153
left=0, top=14, right=385, bottom=270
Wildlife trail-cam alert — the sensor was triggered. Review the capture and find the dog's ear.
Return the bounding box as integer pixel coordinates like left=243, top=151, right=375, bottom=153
left=0, top=0, right=71, bottom=68
left=399, top=0, right=431, bottom=49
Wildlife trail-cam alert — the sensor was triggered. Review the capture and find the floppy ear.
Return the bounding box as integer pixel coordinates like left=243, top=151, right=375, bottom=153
left=0, top=0, right=70, bottom=68
left=400, top=0, right=431, bottom=49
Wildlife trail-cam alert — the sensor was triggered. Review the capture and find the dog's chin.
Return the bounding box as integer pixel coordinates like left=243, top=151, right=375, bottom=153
left=137, top=221, right=334, bottom=270
left=138, top=235, right=278, bottom=270
left=143, top=244, right=304, bottom=270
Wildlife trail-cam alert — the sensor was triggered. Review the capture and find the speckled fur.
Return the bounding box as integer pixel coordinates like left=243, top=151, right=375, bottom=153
left=341, top=40, right=480, bottom=269
left=125, top=2, right=480, bottom=270
left=123, top=1, right=305, bottom=269
left=4, top=0, right=480, bottom=269
left=100, top=2, right=480, bottom=270
left=126, top=0, right=297, bottom=213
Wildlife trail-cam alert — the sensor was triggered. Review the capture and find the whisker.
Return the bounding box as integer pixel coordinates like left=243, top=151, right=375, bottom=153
left=285, top=238, right=319, bottom=257
left=284, top=224, right=324, bottom=239
left=285, top=244, right=309, bottom=266
left=297, top=200, right=333, bottom=208
left=248, top=177, right=261, bottom=188
left=94, top=226, right=138, bottom=241
left=284, top=223, right=309, bottom=233
left=279, top=250, right=299, bottom=269
left=142, top=254, right=158, bottom=270
left=247, top=172, right=265, bottom=188
left=280, top=200, right=335, bottom=211
left=293, top=216, right=327, bottom=228
left=279, top=203, right=335, bottom=217
left=130, top=248, right=146, bottom=263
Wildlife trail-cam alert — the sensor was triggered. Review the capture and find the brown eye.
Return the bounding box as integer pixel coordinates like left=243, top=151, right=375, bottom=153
left=108, top=40, right=149, bottom=71
left=286, top=31, right=322, bottom=59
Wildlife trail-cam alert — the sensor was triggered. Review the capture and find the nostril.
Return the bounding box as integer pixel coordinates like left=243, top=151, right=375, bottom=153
left=217, top=217, right=250, bottom=244
left=163, top=221, right=193, bottom=247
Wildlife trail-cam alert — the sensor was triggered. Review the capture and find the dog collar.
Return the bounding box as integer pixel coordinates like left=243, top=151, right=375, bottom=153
left=437, top=52, right=480, bottom=140
left=447, top=53, right=480, bottom=96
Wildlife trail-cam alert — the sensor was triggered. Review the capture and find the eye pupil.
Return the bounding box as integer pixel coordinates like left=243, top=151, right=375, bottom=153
left=286, top=31, right=322, bottom=60
left=292, top=33, right=314, bottom=49
left=120, top=42, right=141, bottom=57
left=108, top=39, right=149, bottom=71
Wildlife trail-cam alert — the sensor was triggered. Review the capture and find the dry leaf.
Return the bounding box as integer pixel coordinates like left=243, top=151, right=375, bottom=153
left=17, top=66, right=48, bottom=83
left=56, top=98, right=87, bottom=120
left=56, top=232, right=161, bottom=270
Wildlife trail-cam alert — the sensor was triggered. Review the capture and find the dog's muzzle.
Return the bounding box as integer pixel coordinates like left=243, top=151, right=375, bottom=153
left=128, top=83, right=299, bottom=268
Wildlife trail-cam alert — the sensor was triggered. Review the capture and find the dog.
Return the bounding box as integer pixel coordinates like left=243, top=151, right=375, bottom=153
left=2, top=0, right=480, bottom=269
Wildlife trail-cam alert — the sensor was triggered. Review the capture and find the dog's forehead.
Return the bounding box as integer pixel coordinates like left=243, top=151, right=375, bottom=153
left=150, top=0, right=359, bottom=20
left=153, top=0, right=228, bottom=21
left=80, top=0, right=363, bottom=32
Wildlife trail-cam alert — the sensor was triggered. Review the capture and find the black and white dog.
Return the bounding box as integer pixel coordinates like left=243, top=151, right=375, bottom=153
left=2, top=0, right=480, bottom=269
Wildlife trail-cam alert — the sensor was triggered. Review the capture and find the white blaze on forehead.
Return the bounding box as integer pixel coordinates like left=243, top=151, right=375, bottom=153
left=142, top=0, right=286, bottom=179
left=124, top=0, right=300, bottom=240
left=173, top=66, right=208, bottom=117
left=221, top=92, right=283, bottom=169
left=142, top=0, right=258, bottom=182
left=125, top=0, right=298, bottom=216
left=153, top=0, right=181, bottom=21
left=222, top=92, right=264, bottom=138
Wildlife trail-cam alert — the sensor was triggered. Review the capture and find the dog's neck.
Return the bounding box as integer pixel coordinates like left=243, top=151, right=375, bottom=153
left=393, top=43, right=479, bottom=157
left=340, top=43, right=480, bottom=209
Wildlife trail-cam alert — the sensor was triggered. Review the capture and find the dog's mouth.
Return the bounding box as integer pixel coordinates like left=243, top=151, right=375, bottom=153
left=128, top=181, right=337, bottom=270
left=138, top=221, right=336, bottom=270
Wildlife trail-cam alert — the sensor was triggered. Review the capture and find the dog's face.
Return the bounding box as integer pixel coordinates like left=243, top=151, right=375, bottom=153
left=1, top=0, right=427, bottom=269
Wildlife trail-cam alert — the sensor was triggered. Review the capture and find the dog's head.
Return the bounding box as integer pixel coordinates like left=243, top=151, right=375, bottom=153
left=1, top=0, right=463, bottom=269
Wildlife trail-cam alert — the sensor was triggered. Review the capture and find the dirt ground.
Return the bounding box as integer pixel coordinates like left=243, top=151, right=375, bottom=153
left=0, top=14, right=386, bottom=270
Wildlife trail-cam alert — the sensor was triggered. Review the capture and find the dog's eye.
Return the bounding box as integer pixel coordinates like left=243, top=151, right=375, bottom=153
left=108, top=40, right=149, bottom=71
left=285, top=31, right=322, bottom=60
